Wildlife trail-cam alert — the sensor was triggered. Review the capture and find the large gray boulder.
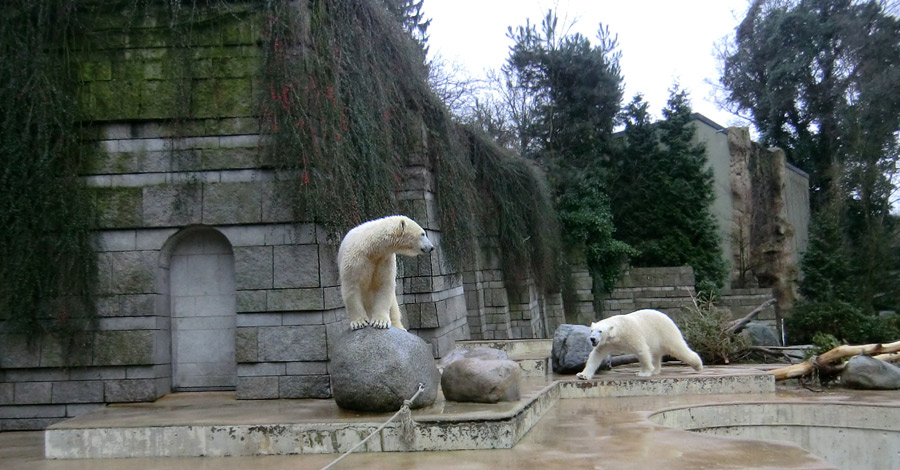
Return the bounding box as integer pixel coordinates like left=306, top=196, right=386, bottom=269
left=441, top=358, right=521, bottom=403
left=330, top=328, right=440, bottom=412
left=741, top=322, right=782, bottom=346
left=842, top=355, right=900, bottom=390
left=552, top=324, right=609, bottom=374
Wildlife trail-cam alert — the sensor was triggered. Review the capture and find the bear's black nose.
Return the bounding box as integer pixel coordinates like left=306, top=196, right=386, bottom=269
left=590, top=337, right=598, bottom=347
left=422, top=246, right=434, bottom=253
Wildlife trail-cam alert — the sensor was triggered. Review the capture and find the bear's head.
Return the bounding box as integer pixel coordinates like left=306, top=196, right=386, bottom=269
left=588, top=320, right=616, bottom=347
left=394, top=216, right=434, bottom=257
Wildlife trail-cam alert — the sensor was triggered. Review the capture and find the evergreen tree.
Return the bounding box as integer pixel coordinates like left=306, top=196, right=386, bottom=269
left=506, top=10, right=630, bottom=290
left=383, top=0, right=430, bottom=56
left=507, top=11, right=623, bottom=180
left=798, top=209, right=856, bottom=303
left=608, top=88, right=725, bottom=287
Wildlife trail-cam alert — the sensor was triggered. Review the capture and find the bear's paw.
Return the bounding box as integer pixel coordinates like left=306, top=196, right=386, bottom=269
left=350, top=319, right=369, bottom=330
left=576, top=372, right=591, bottom=380
left=370, top=318, right=391, bottom=329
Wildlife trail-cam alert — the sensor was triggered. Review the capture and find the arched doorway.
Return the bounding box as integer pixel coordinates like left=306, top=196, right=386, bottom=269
left=169, top=228, right=237, bottom=391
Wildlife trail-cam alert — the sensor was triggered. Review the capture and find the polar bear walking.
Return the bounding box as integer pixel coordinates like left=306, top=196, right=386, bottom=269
left=576, top=309, right=703, bottom=379
left=338, top=215, right=434, bottom=331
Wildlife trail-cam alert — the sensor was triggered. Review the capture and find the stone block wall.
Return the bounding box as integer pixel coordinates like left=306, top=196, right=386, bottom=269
left=717, top=288, right=777, bottom=324
left=600, top=267, right=698, bottom=320
left=1, top=4, right=473, bottom=430
left=598, top=266, right=774, bottom=324
left=567, top=263, right=596, bottom=325
left=508, top=278, right=544, bottom=339
left=542, top=292, right=567, bottom=336
left=460, top=236, right=566, bottom=341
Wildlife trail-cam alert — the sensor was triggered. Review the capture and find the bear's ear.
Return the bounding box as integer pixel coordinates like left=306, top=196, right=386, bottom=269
left=606, top=325, right=616, bottom=339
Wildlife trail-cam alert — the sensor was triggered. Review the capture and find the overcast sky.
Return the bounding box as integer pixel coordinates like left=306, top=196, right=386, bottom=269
left=423, top=0, right=753, bottom=129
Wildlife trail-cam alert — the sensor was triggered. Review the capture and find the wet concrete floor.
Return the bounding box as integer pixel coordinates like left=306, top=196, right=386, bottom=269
left=2, top=387, right=851, bottom=470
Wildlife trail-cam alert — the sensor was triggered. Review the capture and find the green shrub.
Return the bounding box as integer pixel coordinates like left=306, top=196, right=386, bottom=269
left=786, top=300, right=899, bottom=345
left=678, top=290, right=749, bottom=364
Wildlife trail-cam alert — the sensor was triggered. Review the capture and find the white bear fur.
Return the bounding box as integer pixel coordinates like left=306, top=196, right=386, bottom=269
left=338, top=215, right=434, bottom=331
left=576, top=309, right=703, bottom=379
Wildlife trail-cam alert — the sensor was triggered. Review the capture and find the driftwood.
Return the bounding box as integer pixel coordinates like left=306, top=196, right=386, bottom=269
left=725, top=298, right=777, bottom=335
left=770, top=340, right=900, bottom=380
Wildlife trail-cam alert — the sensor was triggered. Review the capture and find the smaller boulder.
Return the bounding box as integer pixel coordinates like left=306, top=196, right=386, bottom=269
left=842, top=355, right=900, bottom=390
left=552, top=324, right=609, bottom=374
left=441, top=358, right=521, bottom=403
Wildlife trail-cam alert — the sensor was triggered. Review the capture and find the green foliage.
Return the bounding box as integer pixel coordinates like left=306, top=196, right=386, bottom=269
left=464, top=126, right=562, bottom=292
left=383, top=0, right=431, bottom=55
left=786, top=299, right=900, bottom=344
left=607, top=89, right=726, bottom=287
left=257, top=0, right=478, bottom=267
left=0, top=1, right=98, bottom=340
left=721, top=0, right=900, bottom=208
left=678, top=289, right=749, bottom=364
left=809, top=332, right=841, bottom=358
left=506, top=10, right=630, bottom=292
left=507, top=10, right=623, bottom=173
left=799, top=209, right=857, bottom=303
left=556, top=179, right=634, bottom=291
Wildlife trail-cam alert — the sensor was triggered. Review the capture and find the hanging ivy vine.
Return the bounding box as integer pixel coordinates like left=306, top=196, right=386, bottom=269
left=0, top=1, right=98, bottom=340
left=1, top=0, right=564, bottom=346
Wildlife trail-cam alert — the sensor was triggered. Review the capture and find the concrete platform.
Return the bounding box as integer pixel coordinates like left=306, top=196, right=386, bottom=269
left=11, top=385, right=894, bottom=469
left=43, top=365, right=775, bottom=459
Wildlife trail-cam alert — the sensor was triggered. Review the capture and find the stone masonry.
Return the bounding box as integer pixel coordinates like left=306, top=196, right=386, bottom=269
left=0, top=4, right=556, bottom=430
left=599, top=266, right=776, bottom=325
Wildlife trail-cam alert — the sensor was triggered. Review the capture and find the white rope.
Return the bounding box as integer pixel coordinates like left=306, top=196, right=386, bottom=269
left=320, top=383, right=425, bottom=470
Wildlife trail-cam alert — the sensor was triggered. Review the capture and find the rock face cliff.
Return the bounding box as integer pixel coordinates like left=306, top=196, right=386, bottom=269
left=727, top=128, right=799, bottom=318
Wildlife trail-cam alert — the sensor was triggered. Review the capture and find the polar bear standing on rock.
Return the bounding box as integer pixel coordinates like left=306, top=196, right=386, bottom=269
left=576, top=309, right=703, bottom=379
left=338, top=215, right=434, bottom=331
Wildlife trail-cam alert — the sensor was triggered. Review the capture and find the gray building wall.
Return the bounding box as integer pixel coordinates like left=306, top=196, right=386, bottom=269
left=691, top=114, right=809, bottom=290
left=692, top=114, right=734, bottom=278
left=785, top=163, right=811, bottom=262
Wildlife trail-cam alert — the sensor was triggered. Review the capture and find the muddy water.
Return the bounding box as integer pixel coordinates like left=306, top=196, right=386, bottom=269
left=1, top=397, right=834, bottom=470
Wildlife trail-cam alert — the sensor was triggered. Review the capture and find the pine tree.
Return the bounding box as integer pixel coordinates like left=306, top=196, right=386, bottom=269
left=608, top=87, right=726, bottom=286
left=506, top=10, right=631, bottom=291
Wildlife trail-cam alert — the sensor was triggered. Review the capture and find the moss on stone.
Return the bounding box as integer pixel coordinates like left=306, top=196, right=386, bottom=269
left=92, top=187, right=143, bottom=228
left=190, top=78, right=253, bottom=118
left=84, top=80, right=140, bottom=121
left=139, top=79, right=179, bottom=120
left=78, top=60, right=112, bottom=81
left=93, top=330, right=154, bottom=366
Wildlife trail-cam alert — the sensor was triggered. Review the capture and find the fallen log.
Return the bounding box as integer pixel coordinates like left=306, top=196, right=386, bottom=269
left=725, top=298, right=777, bottom=335
left=770, top=340, right=900, bottom=380
left=873, top=351, right=900, bottom=363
